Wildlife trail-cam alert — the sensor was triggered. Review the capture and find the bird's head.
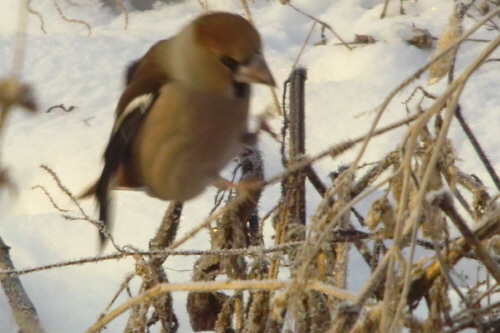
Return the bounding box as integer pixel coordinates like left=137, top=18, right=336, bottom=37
left=171, top=12, right=275, bottom=94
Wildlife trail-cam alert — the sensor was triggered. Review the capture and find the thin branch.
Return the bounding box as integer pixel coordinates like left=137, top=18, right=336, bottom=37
left=0, top=237, right=46, bottom=333
left=53, top=0, right=91, bottom=36
left=239, top=0, right=252, bottom=23
left=238, top=0, right=282, bottom=116
left=438, top=193, right=500, bottom=283
left=85, top=279, right=358, bottom=333
left=11, top=1, right=29, bottom=77
left=454, top=105, right=500, bottom=191
left=113, top=0, right=128, bottom=29
left=292, top=21, right=317, bottom=68
left=32, top=185, right=69, bottom=212
left=39, top=165, right=121, bottom=252
left=28, top=0, right=46, bottom=34
left=264, top=112, right=420, bottom=188
left=288, top=3, right=352, bottom=51
left=0, top=233, right=385, bottom=278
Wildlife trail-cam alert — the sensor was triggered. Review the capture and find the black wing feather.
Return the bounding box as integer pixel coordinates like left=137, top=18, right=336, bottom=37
left=97, top=95, right=155, bottom=249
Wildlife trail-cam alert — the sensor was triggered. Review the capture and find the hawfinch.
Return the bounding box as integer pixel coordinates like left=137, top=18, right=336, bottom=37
left=85, top=12, right=275, bottom=247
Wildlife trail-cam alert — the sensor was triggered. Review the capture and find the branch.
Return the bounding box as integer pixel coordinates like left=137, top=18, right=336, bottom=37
left=85, top=279, right=358, bottom=333
left=0, top=237, right=46, bottom=333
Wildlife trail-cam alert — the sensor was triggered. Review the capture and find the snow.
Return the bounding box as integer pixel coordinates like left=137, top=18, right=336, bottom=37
left=0, top=0, right=499, bottom=332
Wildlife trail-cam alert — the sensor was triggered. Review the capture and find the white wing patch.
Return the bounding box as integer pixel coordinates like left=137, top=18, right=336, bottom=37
left=112, top=94, right=154, bottom=135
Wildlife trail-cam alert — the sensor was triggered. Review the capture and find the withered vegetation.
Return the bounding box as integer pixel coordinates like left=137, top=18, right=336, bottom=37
left=2, top=2, right=500, bottom=333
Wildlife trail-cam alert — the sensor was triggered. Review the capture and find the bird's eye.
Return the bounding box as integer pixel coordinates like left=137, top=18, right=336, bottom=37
left=219, top=55, right=240, bottom=72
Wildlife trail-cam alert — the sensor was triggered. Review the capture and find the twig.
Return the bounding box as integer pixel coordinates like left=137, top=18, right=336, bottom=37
left=380, top=0, right=390, bottom=19
left=197, top=0, right=208, bottom=12
left=292, top=21, right=317, bottom=68
left=454, top=105, right=500, bottom=191
left=12, top=0, right=29, bottom=77
left=3, top=236, right=400, bottom=278
left=388, top=30, right=500, bottom=331
left=53, top=0, right=92, bottom=36
left=46, top=104, right=76, bottom=113
left=0, top=237, right=46, bottom=333
left=304, top=164, right=327, bottom=195
left=438, top=193, right=500, bottom=283
left=238, top=0, right=282, bottom=115
left=239, top=0, right=252, bottom=23
left=28, top=0, right=46, bottom=34
left=113, top=0, right=128, bottom=29
left=271, top=68, right=307, bottom=282
left=40, top=165, right=89, bottom=219
left=427, top=203, right=483, bottom=328
left=39, top=165, right=121, bottom=252
left=408, top=199, right=500, bottom=306
left=288, top=3, right=352, bottom=51
left=264, top=112, right=420, bottom=188
left=125, top=200, right=182, bottom=331
left=99, top=273, right=135, bottom=317
left=85, top=279, right=358, bottom=333
left=344, top=30, right=500, bottom=321
left=32, top=185, right=69, bottom=212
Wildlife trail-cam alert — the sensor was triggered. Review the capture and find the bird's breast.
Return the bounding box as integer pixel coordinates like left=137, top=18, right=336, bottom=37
left=135, top=83, right=250, bottom=201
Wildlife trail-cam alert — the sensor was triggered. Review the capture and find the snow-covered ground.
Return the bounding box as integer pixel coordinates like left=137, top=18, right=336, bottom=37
left=0, top=0, right=499, bottom=331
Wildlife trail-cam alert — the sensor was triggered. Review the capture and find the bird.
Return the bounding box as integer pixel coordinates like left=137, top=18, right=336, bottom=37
left=83, top=12, right=275, bottom=248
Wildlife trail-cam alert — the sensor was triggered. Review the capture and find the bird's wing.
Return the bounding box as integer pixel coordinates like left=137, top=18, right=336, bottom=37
left=96, top=91, right=157, bottom=247
left=93, top=38, right=171, bottom=249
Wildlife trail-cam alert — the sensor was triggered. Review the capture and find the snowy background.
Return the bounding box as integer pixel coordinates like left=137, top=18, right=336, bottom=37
left=0, top=0, right=499, bottom=332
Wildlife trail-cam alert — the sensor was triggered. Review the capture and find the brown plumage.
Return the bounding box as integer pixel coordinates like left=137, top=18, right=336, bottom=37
left=84, top=12, right=275, bottom=248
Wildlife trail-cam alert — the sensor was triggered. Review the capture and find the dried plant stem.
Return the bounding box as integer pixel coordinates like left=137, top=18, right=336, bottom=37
left=238, top=0, right=282, bottom=115
left=169, top=196, right=246, bottom=250
left=13, top=0, right=29, bottom=76
left=53, top=0, right=92, bottom=36
left=264, top=112, right=420, bottom=188
left=0, top=237, right=46, bottom=333
left=352, top=6, right=500, bottom=183
left=40, top=165, right=88, bottom=219
left=113, top=0, right=128, bottom=29
left=346, top=31, right=500, bottom=326
left=408, top=203, right=500, bottom=307
left=291, top=163, right=404, bottom=320
left=287, top=3, right=352, bottom=51
left=197, top=0, right=208, bottom=12
left=0, top=242, right=304, bottom=278
left=0, top=112, right=102, bottom=333
left=85, top=279, right=357, bottom=333
left=28, top=0, right=46, bottom=34
left=239, top=0, right=252, bottom=23
left=428, top=199, right=492, bottom=331
left=388, top=97, right=461, bottom=332
left=39, top=165, right=121, bottom=251
left=292, top=21, right=316, bottom=68
left=32, top=185, right=69, bottom=212
left=100, top=273, right=135, bottom=317
left=384, top=33, right=500, bottom=331
left=380, top=0, right=391, bottom=19
left=270, top=68, right=307, bottom=313
left=440, top=195, right=500, bottom=282
left=454, top=106, right=500, bottom=191
left=124, top=201, right=182, bottom=331
left=339, top=27, right=489, bottom=317
left=267, top=113, right=419, bottom=300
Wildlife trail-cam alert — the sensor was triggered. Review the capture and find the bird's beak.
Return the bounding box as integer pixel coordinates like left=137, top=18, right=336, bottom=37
left=235, top=54, right=275, bottom=87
